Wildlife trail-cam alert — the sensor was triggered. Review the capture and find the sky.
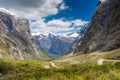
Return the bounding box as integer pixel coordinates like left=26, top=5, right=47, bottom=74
left=0, top=0, right=98, bottom=36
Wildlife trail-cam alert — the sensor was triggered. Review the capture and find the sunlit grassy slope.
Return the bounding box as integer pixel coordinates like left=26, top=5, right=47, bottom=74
left=0, top=49, right=120, bottom=80
left=53, top=48, right=120, bottom=67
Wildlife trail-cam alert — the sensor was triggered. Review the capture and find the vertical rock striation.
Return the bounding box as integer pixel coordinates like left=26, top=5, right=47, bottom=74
left=0, top=11, right=50, bottom=60
left=75, top=0, right=120, bottom=53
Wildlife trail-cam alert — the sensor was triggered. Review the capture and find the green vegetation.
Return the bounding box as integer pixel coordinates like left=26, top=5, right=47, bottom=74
left=54, top=48, right=120, bottom=67
left=0, top=49, right=120, bottom=80
left=0, top=58, right=120, bottom=80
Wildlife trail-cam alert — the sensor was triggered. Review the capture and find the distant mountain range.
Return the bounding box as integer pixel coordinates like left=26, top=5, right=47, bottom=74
left=33, top=24, right=89, bottom=56
left=0, top=0, right=119, bottom=60
left=0, top=7, right=89, bottom=58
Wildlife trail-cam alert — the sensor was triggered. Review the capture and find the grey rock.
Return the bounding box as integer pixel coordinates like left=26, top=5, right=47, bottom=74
left=75, top=0, right=120, bottom=53
left=34, top=34, right=75, bottom=56
left=0, top=11, right=50, bottom=60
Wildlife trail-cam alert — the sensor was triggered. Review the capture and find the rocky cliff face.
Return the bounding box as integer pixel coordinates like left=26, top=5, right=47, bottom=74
left=0, top=11, right=50, bottom=60
left=70, top=23, right=89, bottom=51
left=75, top=0, right=120, bottom=53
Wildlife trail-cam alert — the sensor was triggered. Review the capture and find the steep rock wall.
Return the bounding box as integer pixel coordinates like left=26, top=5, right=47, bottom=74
left=0, top=11, right=50, bottom=60
left=75, top=0, right=120, bottom=53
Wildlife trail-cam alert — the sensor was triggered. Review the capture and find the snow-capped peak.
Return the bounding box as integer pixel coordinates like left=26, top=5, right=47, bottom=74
left=32, top=32, right=49, bottom=37
left=68, top=33, right=79, bottom=37
left=0, top=8, right=16, bottom=16
left=32, top=32, right=79, bottom=38
left=99, top=0, right=107, bottom=3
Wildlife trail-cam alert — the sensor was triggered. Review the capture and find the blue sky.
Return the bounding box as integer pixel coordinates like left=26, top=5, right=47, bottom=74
left=0, top=0, right=98, bottom=36
left=46, top=0, right=98, bottom=21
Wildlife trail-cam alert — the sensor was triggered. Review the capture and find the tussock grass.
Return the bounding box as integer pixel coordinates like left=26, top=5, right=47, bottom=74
left=54, top=48, right=120, bottom=67
left=0, top=49, right=120, bottom=80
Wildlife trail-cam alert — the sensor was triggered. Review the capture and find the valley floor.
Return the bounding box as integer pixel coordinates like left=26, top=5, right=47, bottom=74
left=0, top=49, right=120, bottom=80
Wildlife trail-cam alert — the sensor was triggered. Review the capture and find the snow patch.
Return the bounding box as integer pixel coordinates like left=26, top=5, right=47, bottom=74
left=100, top=0, right=107, bottom=3
left=69, top=33, right=79, bottom=37
left=0, top=8, right=16, bottom=16
left=32, top=32, right=79, bottom=38
left=0, top=8, right=24, bottom=20
left=32, top=32, right=49, bottom=36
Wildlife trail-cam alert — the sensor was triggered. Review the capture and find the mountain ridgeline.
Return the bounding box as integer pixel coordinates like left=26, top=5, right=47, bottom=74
left=0, top=11, right=51, bottom=60
left=0, top=0, right=119, bottom=60
left=75, top=0, right=120, bottom=54
left=33, top=24, right=89, bottom=56
left=34, top=34, right=75, bottom=56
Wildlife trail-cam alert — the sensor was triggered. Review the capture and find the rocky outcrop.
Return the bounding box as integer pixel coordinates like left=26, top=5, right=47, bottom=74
left=75, top=0, right=120, bottom=53
left=70, top=23, right=89, bottom=51
left=0, top=11, right=50, bottom=60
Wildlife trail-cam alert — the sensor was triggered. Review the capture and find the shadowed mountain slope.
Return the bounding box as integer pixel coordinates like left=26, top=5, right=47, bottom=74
left=75, top=0, right=120, bottom=54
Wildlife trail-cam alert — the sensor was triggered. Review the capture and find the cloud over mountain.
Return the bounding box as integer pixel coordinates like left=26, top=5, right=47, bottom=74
left=31, top=19, right=88, bottom=35
left=0, top=0, right=67, bottom=19
left=0, top=0, right=89, bottom=35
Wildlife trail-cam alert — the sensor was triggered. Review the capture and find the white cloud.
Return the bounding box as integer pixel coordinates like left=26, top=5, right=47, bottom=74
left=31, top=19, right=71, bottom=34
left=47, top=19, right=71, bottom=27
left=60, top=3, right=68, bottom=10
left=0, top=0, right=66, bottom=19
left=30, top=18, right=88, bottom=35
left=73, top=19, right=88, bottom=26
left=0, top=0, right=89, bottom=36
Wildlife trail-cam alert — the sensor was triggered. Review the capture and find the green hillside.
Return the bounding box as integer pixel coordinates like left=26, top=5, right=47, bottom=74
left=0, top=49, right=120, bottom=80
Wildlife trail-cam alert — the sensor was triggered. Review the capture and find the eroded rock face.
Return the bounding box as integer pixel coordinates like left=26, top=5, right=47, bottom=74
left=0, top=11, right=49, bottom=60
left=75, top=0, right=120, bottom=53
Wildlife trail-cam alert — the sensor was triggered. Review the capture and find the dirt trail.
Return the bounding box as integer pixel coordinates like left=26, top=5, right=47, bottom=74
left=50, top=61, right=60, bottom=68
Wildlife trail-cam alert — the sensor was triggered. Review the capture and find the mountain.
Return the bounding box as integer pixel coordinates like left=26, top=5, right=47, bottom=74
left=34, top=33, right=75, bottom=56
left=33, top=25, right=89, bottom=56
left=70, top=23, right=89, bottom=51
left=75, top=0, right=120, bottom=53
left=0, top=10, right=51, bottom=60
